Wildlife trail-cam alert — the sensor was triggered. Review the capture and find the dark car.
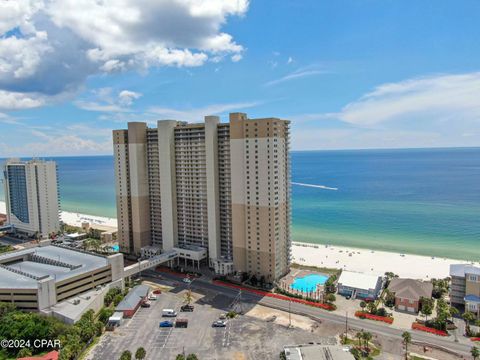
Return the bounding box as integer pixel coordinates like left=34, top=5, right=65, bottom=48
left=159, top=321, right=173, bottom=328
left=212, top=320, right=227, bottom=327
left=181, top=304, right=194, bottom=312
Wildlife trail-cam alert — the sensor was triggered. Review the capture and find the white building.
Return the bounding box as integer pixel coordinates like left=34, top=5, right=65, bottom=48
left=337, top=270, right=383, bottom=300
left=3, top=159, right=60, bottom=238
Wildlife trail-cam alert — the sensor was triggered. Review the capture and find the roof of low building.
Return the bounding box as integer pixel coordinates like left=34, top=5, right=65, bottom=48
left=17, top=350, right=59, bottom=360
left=284, top=344, right=354, bottom=360
left=0, top=245, right=109, bottom=288
left=388, top=278, right=433, bottom=301
left=116, top=285, right=150, bottom=311
left=450, top=264, right=480, bottom=277
left=337, top=270, right=382, bottom=291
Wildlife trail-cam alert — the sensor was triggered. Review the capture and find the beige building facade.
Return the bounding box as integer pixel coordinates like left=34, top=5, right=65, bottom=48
left=113, top=113, right=291, bottom=281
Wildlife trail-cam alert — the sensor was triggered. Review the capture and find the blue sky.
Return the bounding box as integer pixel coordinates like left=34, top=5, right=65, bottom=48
left=1, top=0, right=480, bottom=156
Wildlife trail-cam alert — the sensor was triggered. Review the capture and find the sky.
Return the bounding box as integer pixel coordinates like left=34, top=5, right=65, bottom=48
left=1, top=0, right=480, bottom=156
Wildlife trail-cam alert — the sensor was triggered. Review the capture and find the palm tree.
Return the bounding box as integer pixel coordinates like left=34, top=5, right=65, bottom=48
left=362, top=331, right=373, bottom=352
left=471, top=346, right=479, bottom=360
left=402, top=331, right=411, bottom=360
left=184, top=289, right=193, bottom=305
left=449, top=306, right=459, bottom=322
left=135, top=347, right=146, bottom=360
left=355, top=331, right=363, bottom=347
left=367, top=302, right=377, bottom=314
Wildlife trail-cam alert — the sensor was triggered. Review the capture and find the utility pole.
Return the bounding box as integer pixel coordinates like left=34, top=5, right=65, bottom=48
left=344, top=311, right=348, bottom=343
left=289, top=300, right=292, bottom=328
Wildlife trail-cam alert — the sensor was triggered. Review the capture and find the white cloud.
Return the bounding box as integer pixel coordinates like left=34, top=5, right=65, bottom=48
left=264, top=67, right=328, bottom=87
left=287, top=56, right=293, bottom=64
left=118, top=90, right=142, bottom=106
left=0, top=90, right=46, bottom=110
left=0, top=0, right=249, bottom=110
left=0, top=126, right=113, bottom=157
left=288, top=71, right=480, bottom=150
left=148, top=101, right=261, bottom=122
left=74, top=88, right=143, bottom=112
left=337, top=72, right=480, bottom=127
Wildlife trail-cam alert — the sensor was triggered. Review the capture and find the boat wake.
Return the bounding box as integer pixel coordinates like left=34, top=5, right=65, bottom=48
left=291, top=182, right=338, bottom=191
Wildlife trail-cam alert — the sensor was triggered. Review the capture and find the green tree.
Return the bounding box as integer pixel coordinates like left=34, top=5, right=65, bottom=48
left=449, top=306, right=459, bottom=322
left=135, top=347, right=146, bottom=360
left=17, top=347, right=33, bottom=357
left=359, top=301, right=366, bottom=312
left=176, top=355, right=185, bottom=360
left=463, top=311, right=476, bottom=335
left=98, top=308, right=115, bottom=323
left=113, top=294, right=124, bottom=306
left=186, top=354, right=199, bottom=360
left=325, top=293, right=336, bottom=303
left=402, top=331, right=411, bottom=360
left=471, top=346, right=480, bottom=360
left=420, top=297, right=434, bottom=322
left=366, top=302, right=377, bottom=314
left=120, top=350, right=132, bottom=360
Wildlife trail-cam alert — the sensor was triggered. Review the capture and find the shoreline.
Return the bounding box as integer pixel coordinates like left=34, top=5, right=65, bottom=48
left=291, top=241, right=478, bottom=280
left=2, top=200, right=477, bottom=279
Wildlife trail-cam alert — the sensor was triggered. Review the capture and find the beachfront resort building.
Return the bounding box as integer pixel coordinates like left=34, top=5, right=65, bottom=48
left=113, top=113, right=291, bottom=281
left=337, top=270, right=383, bottom=300
left=387, top=278, right=433, bottom=313
left=450, top=264, right=480, bottom=318
left=2, top=159, right=60, bottom=238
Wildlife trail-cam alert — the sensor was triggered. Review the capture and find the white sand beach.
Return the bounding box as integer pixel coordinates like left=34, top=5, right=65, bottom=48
left=2, top=200, right=477, bottom=279
left=292, top=241, right=478, bottom=280
left=0, top=201, right=117, bottom=230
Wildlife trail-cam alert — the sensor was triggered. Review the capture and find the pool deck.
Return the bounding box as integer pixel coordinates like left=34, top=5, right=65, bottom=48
left=279, top=269, right=328, bottom=300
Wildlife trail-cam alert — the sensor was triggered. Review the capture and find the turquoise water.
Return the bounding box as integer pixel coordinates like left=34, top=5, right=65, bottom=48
left=112, top=245, right=119, bottom=252
left=290, top=274, right=328, bottom=292
left=1, top=147, right=479, bottom=261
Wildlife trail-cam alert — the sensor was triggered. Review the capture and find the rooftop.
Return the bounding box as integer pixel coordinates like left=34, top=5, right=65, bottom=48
left=337, top=270, right=382, bottom=290
left=116, top=285, right=150, bottom=311
left=388, top=278, right=433, bottom=301
left=0, top=245, right=109, bottom=288
left=450, top=264, right=480, bottom=277
left=284, top=344, right=354, bottom=360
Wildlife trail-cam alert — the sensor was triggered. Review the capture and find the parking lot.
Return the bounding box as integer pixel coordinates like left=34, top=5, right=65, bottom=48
left=87, top=288, right=335, bottom=360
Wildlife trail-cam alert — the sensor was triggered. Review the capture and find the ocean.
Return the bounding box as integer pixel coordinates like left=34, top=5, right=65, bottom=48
left=1, top=147, right=479, bottom=261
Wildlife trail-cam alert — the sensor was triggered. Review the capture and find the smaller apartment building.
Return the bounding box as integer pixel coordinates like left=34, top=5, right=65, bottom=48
left=450, top=264, right=480, bottom=318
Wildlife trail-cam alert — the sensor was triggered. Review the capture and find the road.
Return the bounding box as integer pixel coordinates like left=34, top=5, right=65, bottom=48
left=152, top=271, right=474, bottom=357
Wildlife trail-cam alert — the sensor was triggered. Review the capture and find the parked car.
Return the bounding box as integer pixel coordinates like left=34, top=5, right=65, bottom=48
left=183, top=278, right=192, bottom=284
left=141, top=300, right=151, bottom=308
left=153, top=289, right=162, bottom=294
left=162, top=309, right=177, bottom=317
left=148, top=294, right=157, bottom=301
left=219, top=314, right=227, bottom=320
left=175, top=318, right=188, bottom=328
left=212, top=320, right=227, bottom=327
left=159, top=321, right=173, bottom=328
left=181, top=305, right=194, bottom=312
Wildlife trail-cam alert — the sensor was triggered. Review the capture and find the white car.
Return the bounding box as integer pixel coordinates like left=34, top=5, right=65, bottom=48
left=148, top=294, right=157, bottom=301
left=183, top=278, right=192, bottom=283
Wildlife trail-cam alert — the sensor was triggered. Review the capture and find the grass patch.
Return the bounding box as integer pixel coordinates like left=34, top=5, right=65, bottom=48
left=343, top=337, right=381, bottom=358
left=290, top=262, right=341, bottom=275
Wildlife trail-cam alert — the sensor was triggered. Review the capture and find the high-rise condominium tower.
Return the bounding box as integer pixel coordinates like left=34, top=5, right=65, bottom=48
left=113, top=113, right=291, bottom=281
left=3, top=159, right=60, bottom=238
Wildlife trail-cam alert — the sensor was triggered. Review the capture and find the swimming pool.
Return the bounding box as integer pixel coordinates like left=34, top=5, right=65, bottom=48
left=112, top=245, right=119, bottom=252
left=290, top=274, right=329, bottom=292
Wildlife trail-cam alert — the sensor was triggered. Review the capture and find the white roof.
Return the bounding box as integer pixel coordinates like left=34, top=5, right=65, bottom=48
left=450, top=264, right=480, bottom=277
left=109, top=312, right=124, bottom=321
left=338, top=270, right=381, bottom=290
